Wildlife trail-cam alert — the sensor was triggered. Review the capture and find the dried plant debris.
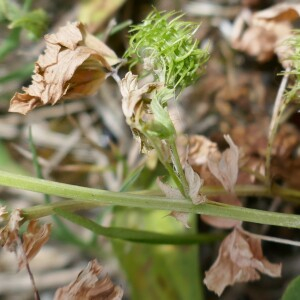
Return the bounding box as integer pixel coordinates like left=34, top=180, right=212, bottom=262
left=18, top=220, right=51, bottom=270
left=204, top=227, right=281, bottom=296
left=9, top=22, right=120, bottom=115
left=120, top=71, right=163, bottom=121
left=177, top=134, right=218, bottom=166
left=0, top=209, right=22, bottom=253
left=54, top=259, right=123, bottom=300
left=0, top=210, right=51, bottom=270
left=207, top=135, right=239, bottom=193
left=231, top=3, right=298, bottom=64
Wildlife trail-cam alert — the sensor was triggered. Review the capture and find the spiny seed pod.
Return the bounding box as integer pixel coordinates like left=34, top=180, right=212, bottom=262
left=124, top=9, right=210, bottom=91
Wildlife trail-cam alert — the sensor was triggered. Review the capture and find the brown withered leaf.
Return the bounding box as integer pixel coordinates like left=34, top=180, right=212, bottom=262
left=120, top=72, right=162, bottom=120
left=231, top=7, right=292, bottom=64
left=207, top=135, right=239, bottom=193
left=18, top=220, right=52, bottom=270
left=168, top=211, right=191, bottom=229
left=253, top=3, right=300, bottom=22
left=184, top=163, right=206, bottom=205
left=54, top=259, right=123, bottom=300
left=204, top=228, right=281, bottom=296
left=9, top=22, right=120, bottom=115
left=177, top=135, right=218, bottom=166
left=0, top=209, right=22, bottom=252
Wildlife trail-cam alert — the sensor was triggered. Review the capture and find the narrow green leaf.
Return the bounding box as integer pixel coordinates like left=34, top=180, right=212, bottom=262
left=0, top=0, right=21, bottom=22
left=119, top=164, right=145, bottom=192
left=9, top=9, right=48, bottom=39
left=54, top=208, right=222, bottom=245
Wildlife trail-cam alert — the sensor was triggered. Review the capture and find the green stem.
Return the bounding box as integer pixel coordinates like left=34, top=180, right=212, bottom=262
left=266, top=69, right=290, bottom=186
left=145, top=133, right=186, bottom=197
left=169, top=139, right=189, bottom=197
left=0, top=170, right=299, bottom=228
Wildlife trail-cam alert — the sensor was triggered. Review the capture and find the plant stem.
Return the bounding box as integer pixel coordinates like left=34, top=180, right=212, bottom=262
left=144, top=133, right=187, bottom=197
left=266, top=68, right=290, bottom=186
left=0, top=170, right=300, bottom=228
left=169, top=139, right=189, bottom=197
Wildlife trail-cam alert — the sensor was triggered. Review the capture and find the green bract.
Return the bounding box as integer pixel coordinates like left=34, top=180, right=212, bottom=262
left=125, top=10, right=210, bottom=90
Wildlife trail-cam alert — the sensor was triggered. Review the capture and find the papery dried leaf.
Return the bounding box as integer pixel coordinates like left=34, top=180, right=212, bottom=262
left=157, top=177, right=183, bottom=200
left=231, top=7, right=292, bottom=64
left=0, top=209, right=22, bottom=252
left=204, top=228, right=281, bottom=296
left=157, top=178, right=190, bottom=227
left=184, top=164, right=206, bottom=204
left=169, top=211, right=191, bottom=229
left=253, top=3, right=300, bottom=22
left=54, top=259, right=123, bottom=300
left=189, top=135, right=218, bottom=166
left=18, top=220, right=51, bottom=270
left=120, top=72, right=162, bottom=119
left=207, top=135, right=239, bottom=193
left=9, top=22, right=120, bottom=115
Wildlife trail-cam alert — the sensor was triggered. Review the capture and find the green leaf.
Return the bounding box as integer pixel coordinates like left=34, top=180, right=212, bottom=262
left=119, top=164, right=145, bottom=192
left=111, top=207, right=205, bottom=300
left=146, top=90, right=175, bottom=139
left=54, top=208, right=222, bottom=245
left=282, top=275, right=300, bottom=300
left=0, top=0, right=21, bottom=22
left=9, top=9, right=48, bottom=39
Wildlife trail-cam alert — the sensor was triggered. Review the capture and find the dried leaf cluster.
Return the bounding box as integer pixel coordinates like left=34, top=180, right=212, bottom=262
left=204, top=228, right=281, bottom=296
left=0, top=208, right=51, bottom=270
left=231, top=3, right=300, bottom=66
left=9, top=22, right=120, bottom=115
left=54, top=259, right=123, bottom=300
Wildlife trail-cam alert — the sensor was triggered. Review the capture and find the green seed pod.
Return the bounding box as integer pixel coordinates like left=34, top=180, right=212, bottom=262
left=124, top=9, right=210, bottom=91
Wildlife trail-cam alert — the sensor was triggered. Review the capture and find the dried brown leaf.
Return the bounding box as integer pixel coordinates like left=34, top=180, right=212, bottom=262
left=54, top=259, right=123, bottom=300
left=207, top=135, right=239, bottom=193
left=9, top=22, right=120, bottom=115
left=18, top=220, right=52, bottom=270
left=184, top=164, right=206, bottom=204
left=204, top=228, right=281, bottom=296
left=157, top=177, right=182, bottom=200
left=120, top=72, right=162, bottom=120
left=253, top=3, right=300, bottom=22
left=0, top=209, right=22, bottom=252
left=231, top=7, right=292, bottom=64
left=168, top=211, right=191, bottom=229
